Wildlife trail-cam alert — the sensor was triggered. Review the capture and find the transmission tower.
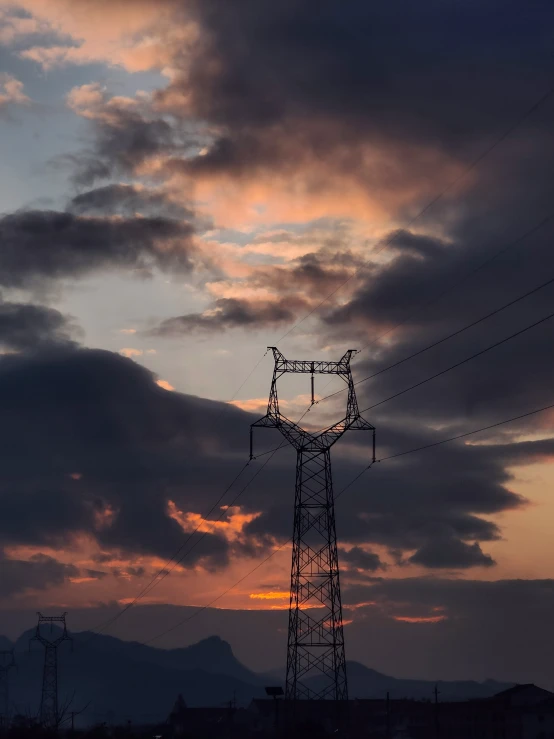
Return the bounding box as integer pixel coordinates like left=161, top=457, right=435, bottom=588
left=251, top=348, right=375, bottom=700
left=30, top=613, right=72, bottom=730
left=0, top=650, right=15, bottom=729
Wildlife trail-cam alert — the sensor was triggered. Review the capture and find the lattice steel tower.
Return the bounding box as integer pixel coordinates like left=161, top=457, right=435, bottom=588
left=30, top=613, right=72, bottom=730
left=251, top=348, right=375, bottom=700
left=0, top=650, right=15, bottom=729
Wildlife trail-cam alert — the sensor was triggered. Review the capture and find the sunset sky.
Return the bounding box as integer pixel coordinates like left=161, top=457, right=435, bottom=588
left=1, top=0, right=554, bottom=687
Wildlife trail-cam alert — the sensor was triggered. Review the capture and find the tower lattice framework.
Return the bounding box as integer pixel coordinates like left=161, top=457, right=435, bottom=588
left=0, top=650, right=15, bottom=729
left=251, top=348, right=375, bottom=700
left=30, top=613, right=72, bottom=730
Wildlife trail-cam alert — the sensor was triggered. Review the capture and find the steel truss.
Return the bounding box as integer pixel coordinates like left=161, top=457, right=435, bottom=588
left=0, top=650, right=15, bottom=729
left=30, top=612, right=72, bottom=730
left=251, top=348, right=375, bottom=701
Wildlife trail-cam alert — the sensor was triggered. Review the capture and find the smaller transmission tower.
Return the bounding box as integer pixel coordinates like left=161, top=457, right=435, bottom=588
left=30, top=613, right=72, bottom=730
left=0, top=650, right=15, bottom=729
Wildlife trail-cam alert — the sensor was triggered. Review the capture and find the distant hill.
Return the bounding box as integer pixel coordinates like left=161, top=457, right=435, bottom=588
left=0, top=635, right=12, bottom=650
left=10, top=628, right=264, bottom=725
left=0, top=628, right=514, bottom=725
left=263, top=661, right=512, bottom=701
left=342, top=661, right=513, bottom=701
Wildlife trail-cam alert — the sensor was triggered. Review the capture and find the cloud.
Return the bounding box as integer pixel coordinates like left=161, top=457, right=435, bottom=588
left=3, top=0, right=554, bottom=601
left=68, top=184, right=195, bottom=221
left=322, top=211, right=554, bottom=433
left=0, top=73, right=29, bottom=111
left=0, top=550, right=78, bottom=597
left=150, top=296, right=310, bottom=335
left=244, top=414, right=541, bottom=570
left=119, top=348, right=142, bottom=358
left=0, top=334, right=553, bottom=618
left=149, top=246, right=366, bottom=336
left=408, top=537, right=495, bottom=569
left=339, top=546, right=385, bottom=572
left=339, top=576, right=554, bottom=685
left=0, top=209, right=198, bottom=289
left=0, top=346, right=256, bottom=568
left=0, top=299, right=80, bottom=352
left=65, top=83, right=200, bottom=187
left=2, top=1, right=180, bottom=72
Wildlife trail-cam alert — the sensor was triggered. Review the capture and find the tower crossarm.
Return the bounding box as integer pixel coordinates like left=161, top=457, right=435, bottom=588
left=30, top=613, right=72, bottom=648
left=268, top=346, right=356, bottom=375
left=250, top=412, right=308, bottom=455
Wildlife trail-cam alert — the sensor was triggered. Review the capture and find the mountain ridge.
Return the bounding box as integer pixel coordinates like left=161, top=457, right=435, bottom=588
left=2, top=628, right=516, bottom=724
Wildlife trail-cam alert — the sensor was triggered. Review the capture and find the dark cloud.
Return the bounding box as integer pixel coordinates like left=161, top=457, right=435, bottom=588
left=0, top=299, right=80, bottom=351
left=322, top=213, right=554, bottom=432
left=150, top=248, right=364, bottom=335
left=0, top=346, right=256, bottom=566
left=339, top=546, right=385, bottom=572
left=0, top=209, right=197, bottom=288
left=0, top=551, right=78, bottom=597
left=150, top=295, right=310, bottom=334
left=53, top=0, right=554, bottom=209
left=66, top=94, right=191, bottom=187
left=340, top=576, right=554, bottom=686
left=409, top=537, right=495, bottom=569
left=85, top=569, right=108, bottom=579
left=157, top=0, right=554, bottom=190
left=67, top=184, right=195, bottom=221
left=0, top=342, right=539, bottom=574
left=248, top=249, right=366, bottom=300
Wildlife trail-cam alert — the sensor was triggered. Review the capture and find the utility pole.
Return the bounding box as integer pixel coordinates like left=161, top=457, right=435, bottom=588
left=30, top=612, right=72, bottom=730
left=251, top=348, right=375, bottom=701
left=0, top=650, right=15, bottom=730
left=434, top=683, right=440, bottom=739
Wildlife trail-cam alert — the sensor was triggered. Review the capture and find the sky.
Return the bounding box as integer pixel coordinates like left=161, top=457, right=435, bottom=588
left=1, top=0, right=554, bottom=686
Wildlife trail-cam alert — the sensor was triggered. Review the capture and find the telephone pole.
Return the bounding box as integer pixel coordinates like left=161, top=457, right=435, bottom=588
left=251, top=348, right=375, bottom=700
left=30, top=613, right=72, bottom=730
left=0, top=650, right=15, bottom=729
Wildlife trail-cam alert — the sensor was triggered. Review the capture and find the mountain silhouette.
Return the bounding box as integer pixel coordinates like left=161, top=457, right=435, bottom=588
left=334, top=661, right=512, bottom=701
left=4, top=628, right=513, bottom=725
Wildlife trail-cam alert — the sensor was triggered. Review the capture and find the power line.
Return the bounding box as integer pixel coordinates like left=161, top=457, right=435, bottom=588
left=83, top=460, right=253, bottom=643
left=78, top=80, right=554, bottom=645
left=80, top=346, right=275, bottom=643
left=377, top=401, right=554, bottom=461
left=82, top=81, right=554, bottom=642
left=359, top=306, right=554, bottom=415
left=252, top=304, right=554, bottom=460
left=275, top=83, right=554, bottom=345
left=316, top=269, right=554, bottom=405
left=314, top=211, right=554, bottom=406
left=228, top=348, right=270, bottom=402
left=141, top=397, right=554, bottom=645
left=353, top=213, right=554, bottom=360
left=80, top=409, right=310, bottom=645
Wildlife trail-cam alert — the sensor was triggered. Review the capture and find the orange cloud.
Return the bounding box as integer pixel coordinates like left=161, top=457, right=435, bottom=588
left=0, top=73, right=30, bottom=109
left=249, top=591, right=289, bottom=600
left=6, top=1, right=187, bottom=72
left=156, top=379, right=174, bottom=391
left=93, top=503, right=117, bottom=531
left=167, top=501, right=261, bottom=543
left=393, top=615, right=448, bottom=624
left=120, top=347, right=142, bottom=358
